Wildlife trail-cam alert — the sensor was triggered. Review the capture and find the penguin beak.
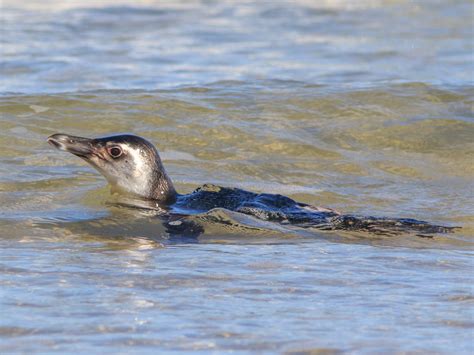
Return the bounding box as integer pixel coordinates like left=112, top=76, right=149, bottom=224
left=47, top=133, right=95, bottom=157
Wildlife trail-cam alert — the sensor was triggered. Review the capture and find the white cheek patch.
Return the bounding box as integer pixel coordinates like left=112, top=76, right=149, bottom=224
left=122, top=146, right=152, bottom=196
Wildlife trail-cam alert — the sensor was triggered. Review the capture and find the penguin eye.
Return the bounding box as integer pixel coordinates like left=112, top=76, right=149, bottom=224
left=108, top=146, right=123, bottom=159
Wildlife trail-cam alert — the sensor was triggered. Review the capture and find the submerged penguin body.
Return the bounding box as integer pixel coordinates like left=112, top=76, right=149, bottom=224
left=47, top=133, right=455, bottom=236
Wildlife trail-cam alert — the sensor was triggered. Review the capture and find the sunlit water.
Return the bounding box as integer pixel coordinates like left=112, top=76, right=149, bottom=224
left=1, top=1, right=473, bottom=353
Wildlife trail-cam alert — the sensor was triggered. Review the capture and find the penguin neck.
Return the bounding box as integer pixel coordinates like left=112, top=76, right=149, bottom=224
left=148, top=160, right=177, bottom=204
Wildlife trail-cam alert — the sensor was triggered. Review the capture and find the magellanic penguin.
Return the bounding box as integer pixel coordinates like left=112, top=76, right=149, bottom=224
left=47, top=133, right=456, bottom=236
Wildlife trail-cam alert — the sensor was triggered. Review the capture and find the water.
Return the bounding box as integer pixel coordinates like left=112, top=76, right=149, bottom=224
left=1, top=0, right=473, bottom=353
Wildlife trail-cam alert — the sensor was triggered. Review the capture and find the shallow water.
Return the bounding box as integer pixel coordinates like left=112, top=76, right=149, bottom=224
left=1, top=1, right=473, bottom=353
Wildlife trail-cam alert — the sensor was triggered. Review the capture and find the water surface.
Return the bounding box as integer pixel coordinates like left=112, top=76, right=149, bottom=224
left=1, top=1, right=473, bottom=353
